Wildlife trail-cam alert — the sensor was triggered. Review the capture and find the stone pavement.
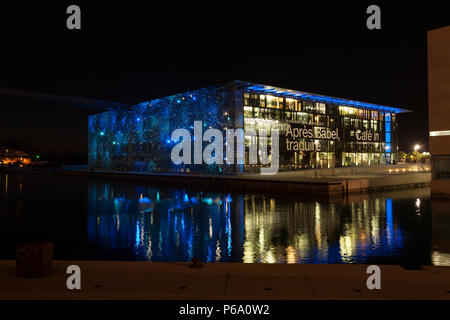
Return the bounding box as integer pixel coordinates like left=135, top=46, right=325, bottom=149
left=1, top=261, right=450, bottom=300
left=64, top=163, right=431, bottom=197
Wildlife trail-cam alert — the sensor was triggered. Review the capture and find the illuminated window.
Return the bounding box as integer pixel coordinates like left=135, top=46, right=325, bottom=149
left=286, top=98, right=300, bottom=111
left=259, top=95, right=266, bottom=107
left=266, top=95, right=278, bottom=109
left=371, top=110, right=379, bottom=120
left=277, top=97, right=284, bottom=109
left=244, top=106, right=253, bottom=118
left=247, top=93, right=259, bottom=107
left=344, top=117, right=351, bottom=127
left=371, top=120, right=378, bottom=130
left=430, top=130, right=450, bottom=136
left=385, top=113, right=391, bottom=122
left=303, top=101, right=315, bottom=112
left=285, top=111, right=292, bottom=120
left=357, top=109, right=364, bottom=118
left=339, top=106, right=357, bottom=117
left=244, top=92, right=249, bottom=105
left=317, top=103, right=326, bottom=114
left=299, top=112, right=308, bottom=124
left=363, top=119, right=369, bottom=129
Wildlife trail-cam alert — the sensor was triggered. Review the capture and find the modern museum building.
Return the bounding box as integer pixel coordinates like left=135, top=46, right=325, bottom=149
left=88, top=80, right=409, bottom=174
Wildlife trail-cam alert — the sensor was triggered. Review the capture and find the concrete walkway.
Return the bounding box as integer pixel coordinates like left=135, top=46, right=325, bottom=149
left=1, top=261, right=449, bottom=300
left=63, top=164, right=431, bottom=197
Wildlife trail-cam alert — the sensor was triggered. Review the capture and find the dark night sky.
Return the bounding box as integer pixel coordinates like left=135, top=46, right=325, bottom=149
left=0, top=1, right=449, bottom=163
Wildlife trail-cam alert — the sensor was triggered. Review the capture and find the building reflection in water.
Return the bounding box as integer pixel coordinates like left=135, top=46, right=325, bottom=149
left=88, top=182, right=239, bottom=262
left=86, top=181, right=436, bottom=264
left=242, top=194, right=406, bottom=264
left=431, top=199, right=450, bottom=266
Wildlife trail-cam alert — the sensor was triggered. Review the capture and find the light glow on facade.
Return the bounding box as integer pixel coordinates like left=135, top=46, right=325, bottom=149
left=430, top=130, right=450, bottom=137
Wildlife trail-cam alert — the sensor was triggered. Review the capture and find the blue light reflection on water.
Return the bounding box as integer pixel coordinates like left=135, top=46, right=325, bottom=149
left=87, top=183, right=235, bottom=262
left=85, top=180, right=433, bottom=264
left=2, top=173, right=449, bottom=264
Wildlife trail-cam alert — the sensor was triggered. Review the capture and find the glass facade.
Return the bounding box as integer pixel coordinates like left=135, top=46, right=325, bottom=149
left=243, top=91, right=399, bottom=171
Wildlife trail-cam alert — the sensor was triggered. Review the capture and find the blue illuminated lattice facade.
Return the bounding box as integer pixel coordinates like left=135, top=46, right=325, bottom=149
left=88, top=83, right=242, bottom=174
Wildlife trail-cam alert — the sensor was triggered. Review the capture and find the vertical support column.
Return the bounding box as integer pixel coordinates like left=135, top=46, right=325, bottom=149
left=232, top=85, right=245, bottom=174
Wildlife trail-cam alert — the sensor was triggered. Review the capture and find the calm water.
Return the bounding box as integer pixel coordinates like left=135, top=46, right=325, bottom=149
left=1, top=173, right=449, bottom=265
